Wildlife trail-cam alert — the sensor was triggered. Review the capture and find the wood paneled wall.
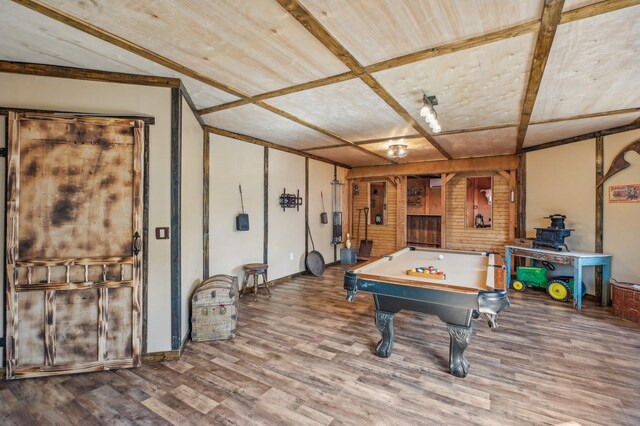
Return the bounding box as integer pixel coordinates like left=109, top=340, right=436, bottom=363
left=407, top=177, right=442, bottom=215
left=445, top=172, right=511, bottom=253
left=351, top=180, right=398, bottom=257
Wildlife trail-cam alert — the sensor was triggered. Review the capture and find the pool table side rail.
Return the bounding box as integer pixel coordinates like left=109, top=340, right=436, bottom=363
left=352, top=272, right=493, bottom=294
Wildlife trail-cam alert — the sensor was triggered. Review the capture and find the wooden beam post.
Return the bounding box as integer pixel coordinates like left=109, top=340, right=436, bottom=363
left=509, top=170, right=517, bottom=242
left=595, top=135, right=604, bottom=302
left=395, top=177, right=407, bottom=249
left=202, top=131, right=210, bottom=279
left=264, top=148, right=269, bottom=264
left=305, top=158, right=309, bottom=258
left=170, top=87, right=182, bottom=351
left=440, top=173, right=456, bottom=249
left=516, top=155, right=527, bottom=239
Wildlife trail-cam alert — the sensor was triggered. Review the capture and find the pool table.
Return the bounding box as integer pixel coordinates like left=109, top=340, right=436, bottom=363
left=344, top=247, right=509, bottom=378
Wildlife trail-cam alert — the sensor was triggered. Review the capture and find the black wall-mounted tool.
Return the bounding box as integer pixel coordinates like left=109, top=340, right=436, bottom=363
left=236, top=184, right=249, bottom=231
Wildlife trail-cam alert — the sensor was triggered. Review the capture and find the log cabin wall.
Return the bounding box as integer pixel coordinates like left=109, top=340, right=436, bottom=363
left=445, top=172, right=511, bottom=253
left=407, top=178, right=441, bottom=216
left=351, top=179, right=398, bottom=257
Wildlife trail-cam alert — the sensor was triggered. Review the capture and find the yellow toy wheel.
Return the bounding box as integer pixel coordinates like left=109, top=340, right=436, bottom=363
left=512, top=280, right=526, bottom=291
left=547, top=280, right=570, bottom=302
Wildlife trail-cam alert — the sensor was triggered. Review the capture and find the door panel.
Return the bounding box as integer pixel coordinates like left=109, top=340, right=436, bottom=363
left=5, top=112, right=144, bottom=379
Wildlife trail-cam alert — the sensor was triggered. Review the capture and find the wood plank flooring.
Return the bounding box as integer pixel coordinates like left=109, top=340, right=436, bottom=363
left=2, top=264, right=640, bottom=425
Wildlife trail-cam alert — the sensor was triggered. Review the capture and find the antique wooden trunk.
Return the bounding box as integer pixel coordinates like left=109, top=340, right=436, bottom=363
left=191, top=275, right=239, bottom=341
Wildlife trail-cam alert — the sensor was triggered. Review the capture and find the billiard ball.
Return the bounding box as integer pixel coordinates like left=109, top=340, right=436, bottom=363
left=438, top=254, right=444, bottom=260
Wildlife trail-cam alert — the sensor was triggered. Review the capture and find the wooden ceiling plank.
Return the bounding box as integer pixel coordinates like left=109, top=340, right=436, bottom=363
left=560, top=0, right=640, bottom=24
left=0, top=60, right=180, bottom=87
left=347, top=155, right=520, bottom=179
left=13, top=0, right=249, bottom=99
left=275, top=0, right=452, bottom=160
left=256, top=101, right=394, bottom=164
left=198, top=1, right=640, bottom=116
left=520, top=121, right=640, bottom=153
left=365, top=20, right=541, bottom=74
left=357, top=73, right=452, bottom=159
left=204, top=125, right=351, bottom=169
left=515, top=0, right=565, bottom=152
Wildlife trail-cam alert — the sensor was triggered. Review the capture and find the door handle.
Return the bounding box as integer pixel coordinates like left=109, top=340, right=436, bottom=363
left=133, top=231, right=141, bottom=256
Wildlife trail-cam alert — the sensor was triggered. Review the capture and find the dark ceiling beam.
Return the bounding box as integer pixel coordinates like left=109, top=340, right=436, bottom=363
left=275, top=0, right=453, bottom=160
left=560, top=0, right=640, bottom=24
left=519, top=121, right=640, bottom=153
left=197, top=71, right=356, bottom=115
left=203, top=125, right=352, bottom=169
left=0, top=60, right=180, bottom=88
left=532, top=107, right=640, bottom=125
left=515, top=0, right=565, bottom=153
left=365, top=20, right=540, bottom=74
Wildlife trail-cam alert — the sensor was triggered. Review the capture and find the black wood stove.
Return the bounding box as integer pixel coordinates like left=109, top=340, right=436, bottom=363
left=533, top=214, right=574, bottom=251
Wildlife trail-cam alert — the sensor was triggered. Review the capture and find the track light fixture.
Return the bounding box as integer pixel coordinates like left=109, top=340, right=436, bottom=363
left=420, top=94, right=441, bottom=133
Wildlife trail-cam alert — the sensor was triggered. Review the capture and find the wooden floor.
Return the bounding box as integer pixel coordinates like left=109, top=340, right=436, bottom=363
left=2, top=265, right=640, bottom=425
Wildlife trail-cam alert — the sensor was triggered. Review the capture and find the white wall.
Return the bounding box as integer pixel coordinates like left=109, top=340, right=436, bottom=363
left=180, top=97, right=203, bottom=341
left=526, top=132, right=640, bottom=294
left=603, top=129, right=640, bottom=283
left=526, top=139, right=596, bottom=293
left=308, top=160, right=336, bottom=263
left=209, top=135, right=265, bottom=289
left=0, top=72, right=173, bottom=353
left=268, top=149, right=306, bottom=281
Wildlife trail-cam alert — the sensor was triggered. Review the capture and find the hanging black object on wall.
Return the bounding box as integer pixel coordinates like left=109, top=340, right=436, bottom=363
left=236, top=184, right=249, bottom=231
left=320, top=191, right=328, bottom=224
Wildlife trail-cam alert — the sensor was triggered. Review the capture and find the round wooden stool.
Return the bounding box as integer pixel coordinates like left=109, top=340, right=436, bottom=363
left=241, top=263, right=270, bottom=301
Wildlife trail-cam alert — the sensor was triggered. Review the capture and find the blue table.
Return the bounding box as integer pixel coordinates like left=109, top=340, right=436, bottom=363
left=504, top=245, right=612, bottom=309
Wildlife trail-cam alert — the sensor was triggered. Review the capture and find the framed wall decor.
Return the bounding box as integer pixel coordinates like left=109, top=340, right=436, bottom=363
left=609, top=184, right=640, bottom=203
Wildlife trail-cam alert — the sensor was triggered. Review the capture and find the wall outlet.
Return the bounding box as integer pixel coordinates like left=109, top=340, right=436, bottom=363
left=289, top=253, right=294, bottom=260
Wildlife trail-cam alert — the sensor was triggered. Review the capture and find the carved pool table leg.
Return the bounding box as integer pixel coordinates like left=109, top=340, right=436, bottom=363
left=446, top=323, right=474, bottom=378
left=374, top=310, right=395, bottom=358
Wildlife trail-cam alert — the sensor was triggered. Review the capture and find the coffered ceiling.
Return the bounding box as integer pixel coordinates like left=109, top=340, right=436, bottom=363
left=1, top=0, right=639, bottom=167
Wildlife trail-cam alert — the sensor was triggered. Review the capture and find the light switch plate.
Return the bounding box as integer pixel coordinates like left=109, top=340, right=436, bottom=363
left=155, top=227, right=170, bottom=239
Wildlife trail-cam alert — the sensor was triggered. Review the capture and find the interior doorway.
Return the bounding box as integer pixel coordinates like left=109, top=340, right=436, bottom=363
left=406, top=175, right=442, bottom=248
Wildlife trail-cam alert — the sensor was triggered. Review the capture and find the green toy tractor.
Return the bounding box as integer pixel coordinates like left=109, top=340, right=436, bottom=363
left=511, top=261, right=586, bottom=302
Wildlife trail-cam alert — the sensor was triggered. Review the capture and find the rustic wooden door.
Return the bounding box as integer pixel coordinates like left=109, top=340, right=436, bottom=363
left=5, top=112, right=144, bottom=379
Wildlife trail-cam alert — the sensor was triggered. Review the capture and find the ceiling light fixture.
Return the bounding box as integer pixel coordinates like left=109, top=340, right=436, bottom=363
left=387, top=142, right=408, bottom=158
left=421, top=94, right=442, bottom=133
